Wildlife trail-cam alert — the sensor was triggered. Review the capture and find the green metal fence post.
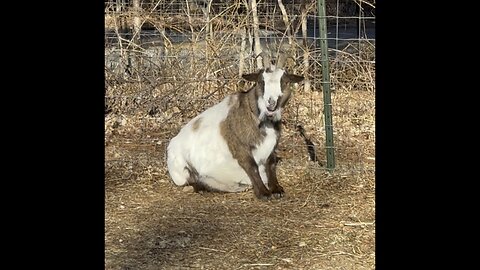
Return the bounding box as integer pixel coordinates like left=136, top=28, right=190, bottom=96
left=317, top=0, right=336, bottom=171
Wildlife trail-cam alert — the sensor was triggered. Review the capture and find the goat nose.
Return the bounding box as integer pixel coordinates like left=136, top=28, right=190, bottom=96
left=267, top=98, right=276, bottom=110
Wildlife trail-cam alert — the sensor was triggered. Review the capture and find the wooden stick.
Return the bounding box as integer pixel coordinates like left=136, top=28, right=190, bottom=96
left=277, top=0, right=293, bottom=45
left=250, top=0, right=263, bottom=69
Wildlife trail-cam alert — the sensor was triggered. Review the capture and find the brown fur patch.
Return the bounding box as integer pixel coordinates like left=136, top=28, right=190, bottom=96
left=220, top=89, right=263, bottom=153
left=218, top=71, right=301, bottom=199
left=227, top=95, right=237, bottom=106
left=191, top=117, right=202, bottom=131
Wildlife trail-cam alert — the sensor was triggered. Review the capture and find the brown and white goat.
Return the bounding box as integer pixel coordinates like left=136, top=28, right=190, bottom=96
left=167, top=54, right=304, bottom=200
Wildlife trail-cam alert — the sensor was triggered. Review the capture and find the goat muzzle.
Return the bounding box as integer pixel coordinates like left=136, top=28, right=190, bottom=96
left=267, top=98, right=277, bottom=111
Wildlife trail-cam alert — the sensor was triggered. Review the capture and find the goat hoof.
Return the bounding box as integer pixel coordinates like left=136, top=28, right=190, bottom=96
left=271, top=192, right=284, bottom=199
left=255, top=192, right=272, bottom=201
left=269, top=185, right=284, bottom=199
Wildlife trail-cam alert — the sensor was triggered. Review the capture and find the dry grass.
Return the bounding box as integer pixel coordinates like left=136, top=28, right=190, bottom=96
left=105, top=1, right=375, bottom=269
left=105, top=72, right=375, bottom=269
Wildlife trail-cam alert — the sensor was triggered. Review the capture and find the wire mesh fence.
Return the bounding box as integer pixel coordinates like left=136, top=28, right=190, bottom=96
left=105, top=0, right=375, bottom=177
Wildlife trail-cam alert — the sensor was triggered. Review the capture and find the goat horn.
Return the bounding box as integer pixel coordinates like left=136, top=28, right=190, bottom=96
left=276, top=53, right=289, bottom=69
left=260, top=51, right=272, bottom=70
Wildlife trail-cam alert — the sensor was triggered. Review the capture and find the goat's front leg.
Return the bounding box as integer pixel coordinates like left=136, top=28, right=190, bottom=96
left=265, top=152, right=284, bottom=198
left=237, top=157, right=272, bottom=200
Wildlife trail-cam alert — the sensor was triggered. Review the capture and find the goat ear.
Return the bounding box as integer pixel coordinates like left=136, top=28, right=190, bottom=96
left=242, top=72, right=261, bottom=82
left=285, top=74, right=304, bottom=83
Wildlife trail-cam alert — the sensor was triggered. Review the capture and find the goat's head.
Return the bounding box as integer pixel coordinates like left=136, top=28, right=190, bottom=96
left=242, top=53, right=304, bottom=121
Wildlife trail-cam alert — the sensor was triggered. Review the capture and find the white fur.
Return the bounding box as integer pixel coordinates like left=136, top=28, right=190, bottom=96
left=253, top=125, right=277, bottom=165
left=167, top=96, right=251, bottom=192
left=253, top=125, right=278, bottom=189
left=257, top=69, right=284, bottom=122
left=167, top=70, right=286, bottom=193
left=262, top=68, right=284, bottom=102
left=258, top=165, right=268, bottom=186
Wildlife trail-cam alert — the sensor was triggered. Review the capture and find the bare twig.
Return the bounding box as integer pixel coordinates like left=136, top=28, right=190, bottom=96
left=277, top=0, right=293, bottom=45
left=250, top=0, right=263, bottom=69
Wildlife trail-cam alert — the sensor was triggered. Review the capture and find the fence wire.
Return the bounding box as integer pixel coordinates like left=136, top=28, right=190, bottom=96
left=105, top=0, right=375, bottom=176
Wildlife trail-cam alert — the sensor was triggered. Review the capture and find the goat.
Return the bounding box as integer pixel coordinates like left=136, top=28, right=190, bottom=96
left=167, top=53, right=304, bottom=200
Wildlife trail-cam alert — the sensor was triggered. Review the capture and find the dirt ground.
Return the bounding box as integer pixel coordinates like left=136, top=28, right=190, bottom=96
left=105, top=89, right=375, bottom=269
